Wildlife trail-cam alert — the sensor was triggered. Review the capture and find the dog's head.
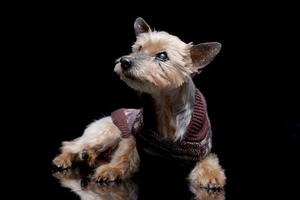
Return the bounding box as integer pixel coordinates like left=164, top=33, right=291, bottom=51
left=114, top=18, right=221, bottom=94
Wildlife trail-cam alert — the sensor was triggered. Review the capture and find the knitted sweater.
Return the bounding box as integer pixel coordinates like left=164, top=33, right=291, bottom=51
left=111, top=89, right=212, bottom=162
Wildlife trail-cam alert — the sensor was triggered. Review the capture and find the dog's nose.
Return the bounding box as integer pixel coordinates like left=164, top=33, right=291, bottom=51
left=120, top=57, right=132, bottom=70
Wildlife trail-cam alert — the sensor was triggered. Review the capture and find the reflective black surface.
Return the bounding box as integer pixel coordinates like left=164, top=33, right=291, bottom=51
left=52, top=168, right=225, bottom=200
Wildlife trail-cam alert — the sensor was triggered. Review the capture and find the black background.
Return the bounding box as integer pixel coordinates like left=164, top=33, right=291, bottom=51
left=1, top=1, right=299, bottom=199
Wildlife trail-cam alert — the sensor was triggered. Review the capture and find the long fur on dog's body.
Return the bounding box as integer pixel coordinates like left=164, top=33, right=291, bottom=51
left=53, top=17, right=226, bottom=189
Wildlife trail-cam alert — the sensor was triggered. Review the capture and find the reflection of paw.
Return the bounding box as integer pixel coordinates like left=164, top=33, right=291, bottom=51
left=94, top=164, right=124, bottom=183
left=90, top=181, right=138, bottom=199
left=52, top=153, right=74, bottom=169
left=191, top=187, right=225, bottom=200
left=92, top=183, right=119, bottom=193
left=52, top=170, right=74, bottom=180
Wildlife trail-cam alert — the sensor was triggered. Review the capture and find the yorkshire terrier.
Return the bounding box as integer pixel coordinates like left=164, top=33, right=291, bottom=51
left=53, top=17, right=226, bottom=190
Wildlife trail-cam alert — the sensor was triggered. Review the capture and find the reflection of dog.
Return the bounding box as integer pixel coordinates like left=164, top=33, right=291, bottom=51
left=53, top=170, right=224, bottom=200
left=53, top=17, right=225, bottom=189
left=53, top=170, right=138, bottom=200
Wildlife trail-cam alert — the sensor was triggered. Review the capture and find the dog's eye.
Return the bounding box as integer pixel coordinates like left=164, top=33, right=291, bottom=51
left=155, top=52, right=169, bottom=61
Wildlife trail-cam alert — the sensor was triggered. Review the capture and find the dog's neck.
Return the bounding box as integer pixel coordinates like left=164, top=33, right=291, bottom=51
left=144, top=78, right=196, bottom=141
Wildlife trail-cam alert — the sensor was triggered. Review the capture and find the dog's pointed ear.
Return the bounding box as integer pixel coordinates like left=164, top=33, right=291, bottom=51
left=190, top=42, right=221, bottom=73
left=134, top=17, right=151, bottom=36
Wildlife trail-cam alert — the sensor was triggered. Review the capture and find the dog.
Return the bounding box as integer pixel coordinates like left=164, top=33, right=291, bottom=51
left=53, top=17, right=226, bottom=190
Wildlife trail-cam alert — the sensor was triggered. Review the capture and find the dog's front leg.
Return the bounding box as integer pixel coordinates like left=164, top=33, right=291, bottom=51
left=53, top=117, right=121, bottom=169
left=94, top=136, right=139, bottom=182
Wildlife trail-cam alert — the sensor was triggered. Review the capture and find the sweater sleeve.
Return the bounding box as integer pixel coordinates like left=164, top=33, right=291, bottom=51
left=111, top=108, right=143, bottom=138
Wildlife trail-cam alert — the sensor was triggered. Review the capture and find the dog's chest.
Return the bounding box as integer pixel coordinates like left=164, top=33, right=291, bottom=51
left=111, top=89, right=212, bottom=162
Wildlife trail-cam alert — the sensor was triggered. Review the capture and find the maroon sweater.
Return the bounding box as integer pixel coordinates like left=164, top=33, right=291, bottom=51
left=111, top=89, right=212, bottom=161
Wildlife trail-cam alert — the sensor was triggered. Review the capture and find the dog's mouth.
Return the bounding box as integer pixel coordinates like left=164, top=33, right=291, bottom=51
left=123, top=71, right=137, bottom=81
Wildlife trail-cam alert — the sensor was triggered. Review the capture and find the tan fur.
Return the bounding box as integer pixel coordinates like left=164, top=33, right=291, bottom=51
left=94, top=136, right=139, bottom=181
left=132, top=31, right=192, bottom=90
left=80, top=120, right=122, bottom=166
left=189, top=154, right=226, bottom=188
left=135, top=38, right=169, bottom=55
left=52, top=151, right=77, bottom=169
left=149, top=80, right=195, bottom=140
left=53, top=117, right=121, bottom=168
left=81, top=143, right=116, bottom=167
left=154, top=94, right=176, bottom=138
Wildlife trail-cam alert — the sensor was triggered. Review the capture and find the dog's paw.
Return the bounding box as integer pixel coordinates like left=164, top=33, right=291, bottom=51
left=196, top=168, right=225, bottom=190
left=79, top=147, right=98, bottom=166
left=79, top=145, right=117, bottom=167
left=196, top=167, right=225, bottom=190
left=94, top=164, right=124, bottom=184
left=189, top=154, right=226, bottom=190
left=201, top=175, right=225, bottom=190
left=52, top=153, right=74, bottom=169
left=79, top=145, right=107, bottom=167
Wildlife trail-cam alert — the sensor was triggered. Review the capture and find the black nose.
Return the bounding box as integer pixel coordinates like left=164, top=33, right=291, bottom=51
left=120, top=57, right=132, bottom=70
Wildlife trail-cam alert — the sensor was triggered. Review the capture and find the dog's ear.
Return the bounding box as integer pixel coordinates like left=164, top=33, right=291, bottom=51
left=190, top=42, right=221, bottom=73
left=134, top=17, right=151, bottom=36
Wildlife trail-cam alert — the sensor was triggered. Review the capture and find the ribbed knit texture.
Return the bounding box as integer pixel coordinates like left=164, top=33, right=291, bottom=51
left=111, top=89, right=212, bottom=161
left=111, top=108, right=131, bottom=138
left=185, top=89, right=209, bottom=142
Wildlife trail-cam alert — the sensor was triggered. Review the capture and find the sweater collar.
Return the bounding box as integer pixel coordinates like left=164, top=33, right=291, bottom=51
left=185, top=89, right=209, bottom=142
left=142, top=89, right=209, bottom=142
